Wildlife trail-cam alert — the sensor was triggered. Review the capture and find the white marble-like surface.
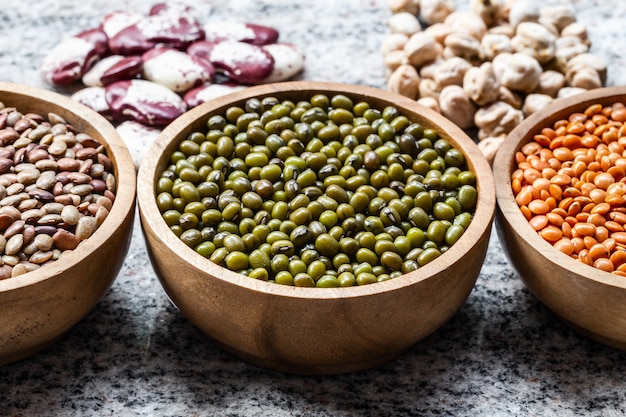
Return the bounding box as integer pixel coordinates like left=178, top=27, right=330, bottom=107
left=1, top=0, right=626, bottom=416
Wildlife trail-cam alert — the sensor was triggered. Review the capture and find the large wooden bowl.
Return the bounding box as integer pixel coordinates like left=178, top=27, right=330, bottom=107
left=137, top=81, right=495, bottom=375
left=494, top=86, right=626, bottom=350
left=0, top=82, right=136, bottom=365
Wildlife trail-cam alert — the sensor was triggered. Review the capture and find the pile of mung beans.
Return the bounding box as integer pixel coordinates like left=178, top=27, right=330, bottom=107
left=513, top=101, right=626, bottom=275
left=157, top=93, right=478, bottom=287
left=0, top=102, right=115, bottom=280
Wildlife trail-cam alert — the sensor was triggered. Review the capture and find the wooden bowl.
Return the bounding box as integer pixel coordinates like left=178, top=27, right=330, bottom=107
left=493, top=86, right=626, bottom=350
left=137, top=81, right=495, bottom=375
left=0, top=82, right=136, bottom=365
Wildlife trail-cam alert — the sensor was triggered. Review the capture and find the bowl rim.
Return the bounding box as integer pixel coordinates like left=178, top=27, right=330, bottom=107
left=137, top=81, right=496, bottom=300
left=0, top=81, right=137, bottom=292
left=493, top=85, right=626, bottom=291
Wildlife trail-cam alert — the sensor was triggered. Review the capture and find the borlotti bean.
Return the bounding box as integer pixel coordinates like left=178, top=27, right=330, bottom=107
left=43, top=2, right=305, bottom=127
left=383, top=0, right=608, bottom=164
left=0, top=103, right=116, bottom=280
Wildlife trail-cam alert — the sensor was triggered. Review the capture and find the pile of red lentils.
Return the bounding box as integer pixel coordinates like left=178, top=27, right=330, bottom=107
left=512, top=102, right=626, bottom=275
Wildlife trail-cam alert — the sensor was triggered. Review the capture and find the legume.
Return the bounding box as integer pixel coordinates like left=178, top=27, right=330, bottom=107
left=513, top=101, right=626, bottom=276
left=0, top=102, right=115, bottom=279
left=157, top=93, right=478, bottom=287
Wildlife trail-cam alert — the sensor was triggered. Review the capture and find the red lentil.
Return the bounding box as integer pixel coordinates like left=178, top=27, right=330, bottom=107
left=512, top=102, right=626, bottom=276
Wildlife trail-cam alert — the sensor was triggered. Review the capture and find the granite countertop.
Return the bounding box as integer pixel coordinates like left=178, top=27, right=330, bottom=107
left=2, top=0, right=626, bottom=416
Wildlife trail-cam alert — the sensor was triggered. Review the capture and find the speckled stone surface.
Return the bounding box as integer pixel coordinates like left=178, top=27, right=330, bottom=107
left=1, top=0, right=626, bottom=416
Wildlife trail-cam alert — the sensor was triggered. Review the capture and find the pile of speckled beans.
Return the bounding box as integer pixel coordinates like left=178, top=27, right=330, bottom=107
left=0, top=103, right=114, bottom=279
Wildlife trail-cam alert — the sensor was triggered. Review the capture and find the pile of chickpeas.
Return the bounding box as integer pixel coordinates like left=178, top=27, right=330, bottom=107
left=156, top=93, right=478, bottom=287
left=383, top=0, right=607, bottom=164
left=513, top=101, right=626, bottom=275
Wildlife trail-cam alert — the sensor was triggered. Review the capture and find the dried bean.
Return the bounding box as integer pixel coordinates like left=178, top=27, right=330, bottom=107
left=42, top=202, right=65, bottom=215
left=52, top=229, right=80, bottom=250
left=70, top=184, right=93, bottom=196
left=12, top=262, right=39, bottom=276
left=6, top=183, right=24, bottom=196
left=21, top=208, right=43, bottom=223
left=48, top=141, right=67, bottom=156
left=22, top=241, right=38, bottom=255
left=36, top=171, right=57, bottom=190
left=96, top=196, right=112, bottom=211
left=89, top=179, right=106, bottom=193
left=95, top=206, right=109, bottom=226
left=5, top=234, right=23, bottom=256
left=2, top=255, right=18, bottom=266
left=57, top=157, right=81, bottom=171
left=105, top=174, right=116, bottom=192
left=67, top=172, right=92, bottom=184
left=38, top=214, right=62, bottom=225
left=34, top=234, right=54, bottom=251
left=79, top=159, right=93, bottom=174
left=0, top=265, right=11, bottom=279
left=75, top=216, right=96, bottom=240
left=28, top=189, right=54, bottom=203
left=61, top=205, right=80, bottom=225
left=29, top=251, right=53, bottom=264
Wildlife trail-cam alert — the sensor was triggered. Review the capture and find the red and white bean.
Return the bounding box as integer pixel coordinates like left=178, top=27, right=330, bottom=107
left=105, top=79, right=187, bottom=126
left=261, top=43, right=306, bottom=84
left=188, top=40, right=274, bottom=85
left=82, top=55, right=143, bottom=87
left=183, top=83, right=245, bottom=108
left=203, top=21, right=279, bottom=45
left=109, top=3, right=204, bottom=55
left=70, top=86, right=113, bottom=120
left=41, top=28, right=108, bottom=85
left=142, top=48, right=214, bottom=93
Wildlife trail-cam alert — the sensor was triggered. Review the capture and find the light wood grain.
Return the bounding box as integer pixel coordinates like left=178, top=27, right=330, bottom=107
left=493, top=86, right=626, bottom=351
left=0, top=82, right=136, bottom=365
left=137, top=81, right=496, bottom=374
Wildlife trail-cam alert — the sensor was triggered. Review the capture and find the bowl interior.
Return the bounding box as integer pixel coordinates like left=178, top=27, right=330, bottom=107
left=139, top=81, right=496, bottom=299
left=0, top=81, right=136, bottom=365
left=137, top=81, right=496, bottom=374
left=0, top=81, right=136, bottom=301
left=494, top=86, right=626, bottom=290
left=493, top=86, right=626, bottom=349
